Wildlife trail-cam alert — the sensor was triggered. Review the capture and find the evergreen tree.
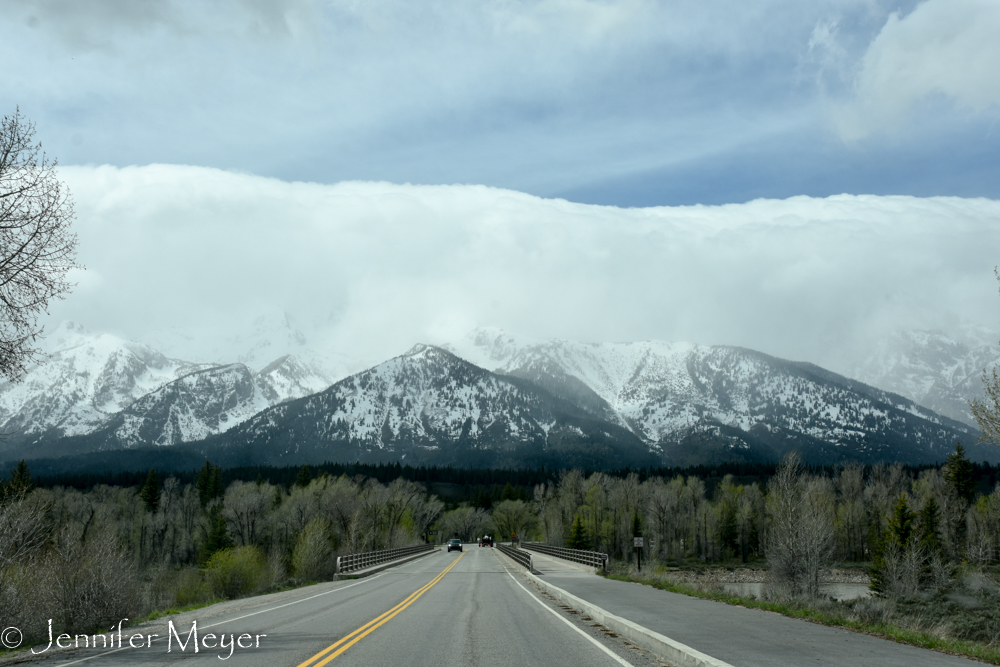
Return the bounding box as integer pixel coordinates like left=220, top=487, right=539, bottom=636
left=944, top=444, right=975, bottom=503
left=195, top=460, right=223, bottom=507
left=139, top=468, right=160, bottom=512
left=916, top=497, right=942, bottom=555
left=198, top=505, right=233, bottom=565
left=501, top=482, right=516, bottom=501
left=870, top=494, right=915, bottom=596
left=566, top=514, right=588, bottom=550
left=209, top=465, right=223, bottom=500
left=4, top=459, right=33, bottom=497
left=295, top=465, right=312, bottom=489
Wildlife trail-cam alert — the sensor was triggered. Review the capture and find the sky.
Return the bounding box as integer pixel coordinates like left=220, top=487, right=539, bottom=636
left=1, top=0, right=999, bottom=372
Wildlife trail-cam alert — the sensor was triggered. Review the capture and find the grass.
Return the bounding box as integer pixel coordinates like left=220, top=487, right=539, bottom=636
left=604, top=571, right=1000, bottom=665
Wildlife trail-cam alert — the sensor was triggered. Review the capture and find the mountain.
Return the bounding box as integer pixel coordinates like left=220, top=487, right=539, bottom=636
left=0, top=321, right=349, bottom=460
left=444, top=328, right=985, bottom=465
left=3, top=324, right=988, bottom=471
left=194, top=344, right=657, bottom=469
left=142, top=311, right=359, bottom=383
left=850, top=329, right=1000, bottom=427
left=0, top=322, right=209, bottom=455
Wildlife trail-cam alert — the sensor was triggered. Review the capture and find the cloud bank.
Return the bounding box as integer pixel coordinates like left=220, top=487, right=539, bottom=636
left=48, top=164, right=1000, bottom=374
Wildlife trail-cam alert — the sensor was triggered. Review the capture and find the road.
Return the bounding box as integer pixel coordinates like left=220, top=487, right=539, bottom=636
left=541, top=568, right=984, bottom=667
left=6, top=547, right=663, bottom=667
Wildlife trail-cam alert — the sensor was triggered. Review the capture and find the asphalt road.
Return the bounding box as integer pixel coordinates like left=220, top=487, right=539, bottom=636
left=544, top=571, right=984, bottom=667
left=6, top=547, right=664, bottom=667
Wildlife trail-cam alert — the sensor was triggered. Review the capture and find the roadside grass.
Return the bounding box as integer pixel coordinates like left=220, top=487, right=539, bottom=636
left=604, top=571, right=1000, bottom=665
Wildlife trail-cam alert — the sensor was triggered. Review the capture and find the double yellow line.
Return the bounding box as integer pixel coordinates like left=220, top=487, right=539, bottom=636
left=296, top=551, right=466, bottom=667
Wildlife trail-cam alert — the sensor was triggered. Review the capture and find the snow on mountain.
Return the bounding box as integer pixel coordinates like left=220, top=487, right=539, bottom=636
left=0, top=319, right=357, bottom=457
left=143, top=311, right=359, bottom=390
left=0, top=322, right=208, bottom=445
left=850, top=330, right=1000, bottom=427
left=90, top=363, right=272, bottom=449
left=208, top=344, right=654, bottom=468
left=445, top=327, right=977, bottom=462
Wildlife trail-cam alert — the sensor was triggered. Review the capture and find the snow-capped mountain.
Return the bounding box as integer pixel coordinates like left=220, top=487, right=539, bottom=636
left=143, top=311, right=359, bottom=381
left=443, top=328, right=981, bottom=464
left=0, top=322, right=210, bottom=448
left=850, top=330, right=1000, bottom=427
left=197, top=344, right=655, bottom=469
left=3, top=324, right=986, bottom=469
left=87, top=363, right=271, bottom=449
left=0, top=321, right=351, bottom=459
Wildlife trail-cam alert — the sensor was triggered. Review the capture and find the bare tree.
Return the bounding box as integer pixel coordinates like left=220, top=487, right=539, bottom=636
left=765, top=453, right=837, bottom=598
left=0, top=109, right=79, bottom=381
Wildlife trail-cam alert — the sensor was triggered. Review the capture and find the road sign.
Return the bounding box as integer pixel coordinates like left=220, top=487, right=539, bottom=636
left=633, top=537, right=644, bottom=548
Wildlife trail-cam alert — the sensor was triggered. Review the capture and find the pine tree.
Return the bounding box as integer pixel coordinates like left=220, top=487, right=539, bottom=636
left=566, top=514, right=588, bottom=550
left=916, top=497, right=942, bottom=555
left=944, top=444, right=975, bottom=503
left=295, top=465, right=312, bottom=489
left=887, top=494, right=914, bottom=546
left=198, top=505, right=232, bottom=565
left=209, top=465, right=223, bottom=500
left=139, top=468, right=160, bottom=512
left=196, top=460, right=213, bottom=506
left=4, top=459, right=33, bottom=497
left=870, top=494, right=915, bottom=596
left=501, top=482, right=516, bottom=501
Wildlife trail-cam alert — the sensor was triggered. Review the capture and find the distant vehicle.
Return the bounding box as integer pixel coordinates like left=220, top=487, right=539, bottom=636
left=479, top=535, right=493, bottom=547
left=447, top=538, right=463, bottom=552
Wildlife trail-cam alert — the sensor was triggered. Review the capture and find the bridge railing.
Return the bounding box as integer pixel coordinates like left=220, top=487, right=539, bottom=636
left=497, top=543, right=533, bottom=571
left=520, top=542, right=608, bottom=572
left=335, top=543, right=435, bottom=574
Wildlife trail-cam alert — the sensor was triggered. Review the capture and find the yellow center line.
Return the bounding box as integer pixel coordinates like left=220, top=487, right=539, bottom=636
left=295, top=551, right=466, bottom=667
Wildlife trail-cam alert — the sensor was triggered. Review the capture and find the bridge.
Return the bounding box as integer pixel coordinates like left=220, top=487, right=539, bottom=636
left=13, top=546, right=980, bottom=667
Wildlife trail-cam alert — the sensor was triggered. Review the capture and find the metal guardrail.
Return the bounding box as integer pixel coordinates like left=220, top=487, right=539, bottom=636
left=497, top=543, right=533, bottom=571
left=521, top=542, right=608, bottom=572
left=335, top=543, right=435, bottom=574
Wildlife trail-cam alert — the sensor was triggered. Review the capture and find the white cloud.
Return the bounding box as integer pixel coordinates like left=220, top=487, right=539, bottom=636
left=836, top=0, right=1000, bottom=140
left=47, top=164, right=1000, bottom=374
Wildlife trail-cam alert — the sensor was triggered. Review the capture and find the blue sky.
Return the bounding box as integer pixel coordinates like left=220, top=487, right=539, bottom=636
left=4, top=0, right=999, bottom=207
left=2, top=0, right=999, bottom=370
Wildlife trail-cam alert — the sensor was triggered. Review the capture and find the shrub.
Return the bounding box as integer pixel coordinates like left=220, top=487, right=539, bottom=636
left=205, top=546, right=267, bottom=599
left=292, top=518, right=334, bottom=582
left=172, top=568, right=213, bottom=607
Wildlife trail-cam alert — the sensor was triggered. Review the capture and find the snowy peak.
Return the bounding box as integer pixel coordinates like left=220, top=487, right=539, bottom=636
left=851, top=329, right=1000, bottom=426
left=0, top=327, right=205, bottom=443
left=91, top=363, right=271, bottom=449
left=214, top=341, right=654, bottom=468
left=444, top=328, right=977, bottom=463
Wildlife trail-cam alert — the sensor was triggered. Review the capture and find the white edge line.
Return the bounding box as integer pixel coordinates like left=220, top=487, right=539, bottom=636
left=50, top=573, right=388, bottom=666
left=492, top=550, right=633, bottom=667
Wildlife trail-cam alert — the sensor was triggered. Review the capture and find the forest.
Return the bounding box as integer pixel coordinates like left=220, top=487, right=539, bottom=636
left=4, top=447, right=1000, bottom=654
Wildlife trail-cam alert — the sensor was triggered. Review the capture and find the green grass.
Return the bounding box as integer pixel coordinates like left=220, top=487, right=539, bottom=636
left=604, top=572, right=1000, bottom=665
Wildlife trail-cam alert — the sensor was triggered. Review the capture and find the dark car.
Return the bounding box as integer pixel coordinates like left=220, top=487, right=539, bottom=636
left=479, top=535, right=493, bottom=547
left=447, top=539, right=463, bottom=552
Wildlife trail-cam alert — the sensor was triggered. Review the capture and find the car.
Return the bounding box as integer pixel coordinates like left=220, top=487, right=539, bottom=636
left=447, top=538, right=463, bottom=552
left=479, top=535, right=493, bottom=547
